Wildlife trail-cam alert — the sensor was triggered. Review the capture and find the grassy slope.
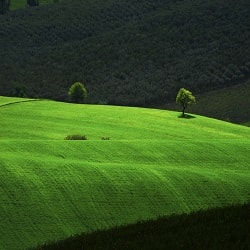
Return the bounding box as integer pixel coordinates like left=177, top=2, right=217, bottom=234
left=163, top=80, right=250, bottom=124
left=0, top=97, right=249, bottom=249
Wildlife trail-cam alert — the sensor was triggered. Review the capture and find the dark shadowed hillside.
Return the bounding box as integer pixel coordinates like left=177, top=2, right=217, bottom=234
left=0, top=0, right=249, bottom=106
left=36, top=203, right=250, bottom=250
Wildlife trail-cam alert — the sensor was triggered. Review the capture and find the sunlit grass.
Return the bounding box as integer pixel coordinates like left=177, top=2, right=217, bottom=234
left=0, top=96, right=249, bottom=250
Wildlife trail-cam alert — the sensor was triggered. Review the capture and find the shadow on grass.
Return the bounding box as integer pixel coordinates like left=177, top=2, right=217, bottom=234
left=178, top=114, right=196, bottom=119
left=36, top=203, right=250, bottom=250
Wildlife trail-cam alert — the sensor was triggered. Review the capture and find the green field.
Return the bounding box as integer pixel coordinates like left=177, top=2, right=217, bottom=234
left=0, top=96, right=249, bottom=249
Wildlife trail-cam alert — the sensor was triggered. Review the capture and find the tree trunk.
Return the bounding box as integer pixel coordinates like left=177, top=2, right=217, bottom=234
left=182, top=104, right=185, bottom=116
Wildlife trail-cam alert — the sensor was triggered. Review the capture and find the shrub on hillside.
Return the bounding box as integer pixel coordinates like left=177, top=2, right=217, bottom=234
left=101, top=137, right=110, bottom=140
left=65, top=134, right=87, bottom=140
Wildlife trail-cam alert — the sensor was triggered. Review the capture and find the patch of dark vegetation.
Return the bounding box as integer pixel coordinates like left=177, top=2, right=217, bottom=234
left=65, top=135, right=87, bottom=140
left=35, top=203, right=250, bottom=250
left=101, top=137, right=110, bottom=140
left=0, top=0, right=249, bottom=106
left=242, top=122, right=250, bottom=127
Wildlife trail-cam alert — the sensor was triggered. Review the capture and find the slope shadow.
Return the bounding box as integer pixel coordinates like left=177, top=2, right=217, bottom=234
left=178, top=114, right=196, bottom=119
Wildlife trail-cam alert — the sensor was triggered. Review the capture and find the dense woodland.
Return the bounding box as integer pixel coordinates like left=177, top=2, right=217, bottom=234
left=0, top=0, right=249, bottom=106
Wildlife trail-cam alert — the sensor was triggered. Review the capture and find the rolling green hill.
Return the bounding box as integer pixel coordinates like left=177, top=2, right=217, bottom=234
left=0, top=0, right=249, bottom=105
left=0, top=96, right=249, bottom=250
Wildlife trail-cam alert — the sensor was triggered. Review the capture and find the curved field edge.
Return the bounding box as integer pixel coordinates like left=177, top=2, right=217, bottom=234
left=0, top=97, right=249, bottom=140
left=35, top=203, right=250, bottom=250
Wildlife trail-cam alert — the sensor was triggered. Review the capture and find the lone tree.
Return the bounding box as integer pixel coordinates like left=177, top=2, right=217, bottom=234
left=176, top=88, right=195, bottom=116
left=68, top=82, right=87, bottom=103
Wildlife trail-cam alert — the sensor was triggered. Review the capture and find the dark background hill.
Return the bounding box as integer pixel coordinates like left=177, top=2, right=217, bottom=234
left=0, top=0, right=249, bottom=106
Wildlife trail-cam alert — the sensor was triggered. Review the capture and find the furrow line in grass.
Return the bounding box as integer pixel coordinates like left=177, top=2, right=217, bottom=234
left=0, top=99, right=42, bottom=108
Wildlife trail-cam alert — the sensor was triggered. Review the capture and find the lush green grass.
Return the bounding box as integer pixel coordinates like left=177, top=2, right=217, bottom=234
left=37, top=203, right=250, bottom=250
left=9, top=0, right=53, bottom=10
left=163, top=80, right=250, bottom=124
left=1, top=98, right=249, bottom=140
left=0, top=96, right=249, bottom=249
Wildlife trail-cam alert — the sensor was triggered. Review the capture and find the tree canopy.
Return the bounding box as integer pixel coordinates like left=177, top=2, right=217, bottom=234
left=68, top=82, right=87, bottom=103
left=176, top=88, right=196, bottom=116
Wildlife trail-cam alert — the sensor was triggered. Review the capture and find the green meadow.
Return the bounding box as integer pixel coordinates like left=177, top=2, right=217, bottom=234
left=0, top=96, right=249, bottom=249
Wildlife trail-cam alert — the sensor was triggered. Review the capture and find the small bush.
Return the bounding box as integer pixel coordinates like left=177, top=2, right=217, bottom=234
left=101, top=137, right=110, bottom=140
left=65, top=135, right=87, bottom=140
